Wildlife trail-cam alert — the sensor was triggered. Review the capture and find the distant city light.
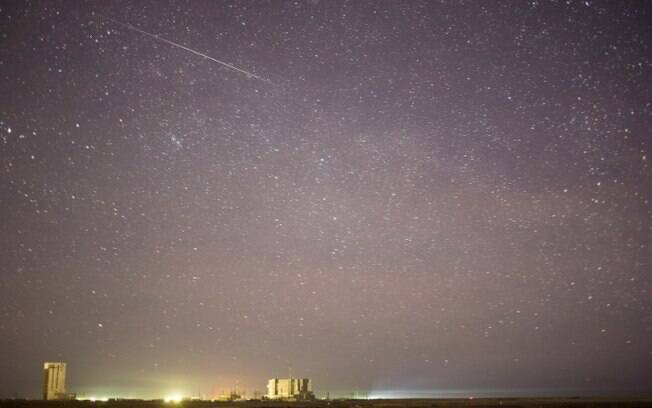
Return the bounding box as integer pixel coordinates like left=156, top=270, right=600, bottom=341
left=164, top=394, right=183, bottom=403
left=79, top=396, right=108, bottom=402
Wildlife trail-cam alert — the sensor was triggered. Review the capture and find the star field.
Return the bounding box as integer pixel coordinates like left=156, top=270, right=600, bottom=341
left=0, top=0, right=651, bottom=399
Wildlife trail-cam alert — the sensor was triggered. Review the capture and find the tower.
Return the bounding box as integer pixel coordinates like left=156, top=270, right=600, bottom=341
left=43, top=362, right=67, bottom=400
left=266, top=377, right=313, bottom=400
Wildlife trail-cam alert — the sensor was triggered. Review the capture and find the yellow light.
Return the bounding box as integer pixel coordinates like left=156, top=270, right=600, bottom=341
left=164, top=394, right=183, bottom=403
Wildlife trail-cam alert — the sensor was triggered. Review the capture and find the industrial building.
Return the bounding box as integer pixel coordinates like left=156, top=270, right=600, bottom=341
left=43, top=362, right=75, bottom=400
left=266, top=378, right=314, bottom=400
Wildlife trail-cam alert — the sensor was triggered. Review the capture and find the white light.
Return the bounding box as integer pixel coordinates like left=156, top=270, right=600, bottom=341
left=84, top=396, right=108, bottom=402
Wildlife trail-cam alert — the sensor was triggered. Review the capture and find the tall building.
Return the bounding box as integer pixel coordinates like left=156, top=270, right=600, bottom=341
left=266, top=378, right=313, bottom=400
left=43, top=362, right=69, bottom=400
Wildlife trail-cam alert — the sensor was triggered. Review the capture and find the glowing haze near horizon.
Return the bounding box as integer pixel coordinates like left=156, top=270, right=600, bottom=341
left=1, top=0, right=651, bottom=400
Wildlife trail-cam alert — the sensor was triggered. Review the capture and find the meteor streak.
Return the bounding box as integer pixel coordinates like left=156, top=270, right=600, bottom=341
left=95, top=13, right=278, bottom=87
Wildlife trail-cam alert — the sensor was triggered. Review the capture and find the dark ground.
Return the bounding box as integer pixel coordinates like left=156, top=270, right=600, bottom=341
left=1, top=399, right=651, bottom=408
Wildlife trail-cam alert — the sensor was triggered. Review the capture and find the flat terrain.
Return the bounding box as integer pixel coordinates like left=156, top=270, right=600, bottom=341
left=1, top=399, right=651, bottom=408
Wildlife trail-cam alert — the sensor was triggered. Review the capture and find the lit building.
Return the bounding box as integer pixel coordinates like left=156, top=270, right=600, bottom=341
left=266, top=378, right=313, bottom=400
left=43, top=362, right=75, bottom=400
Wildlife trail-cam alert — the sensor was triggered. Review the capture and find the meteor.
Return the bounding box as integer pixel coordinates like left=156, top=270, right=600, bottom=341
left=95, top=13, right=279, bottom=87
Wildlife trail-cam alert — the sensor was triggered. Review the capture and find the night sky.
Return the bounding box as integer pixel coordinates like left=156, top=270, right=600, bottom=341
left=1, top=0, right=651, bottom=400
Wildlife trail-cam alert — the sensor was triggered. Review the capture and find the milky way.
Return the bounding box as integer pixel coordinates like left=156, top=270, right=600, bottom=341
left=0, top=0, right=650, bottom=399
